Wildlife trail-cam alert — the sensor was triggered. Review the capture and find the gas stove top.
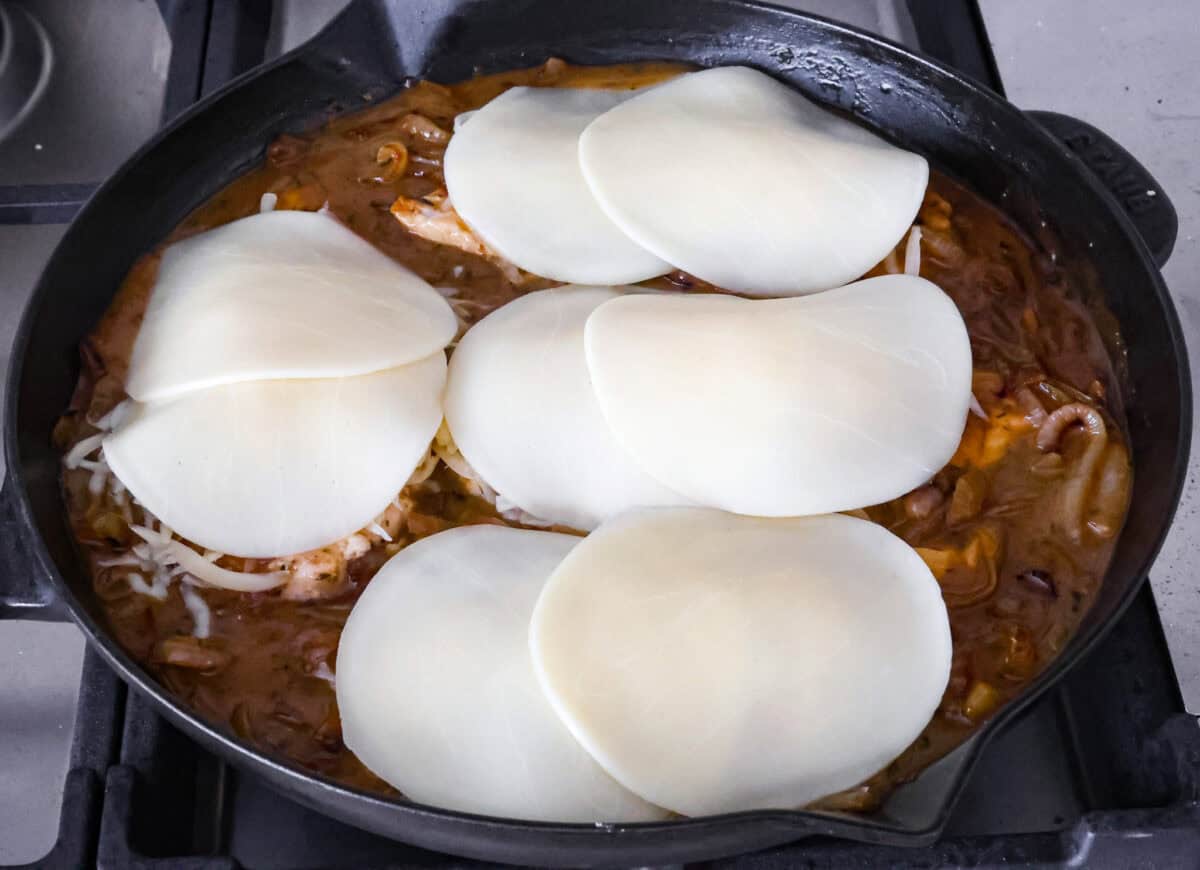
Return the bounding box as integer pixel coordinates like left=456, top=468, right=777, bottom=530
left=1, top=2, right=1197, bottom=867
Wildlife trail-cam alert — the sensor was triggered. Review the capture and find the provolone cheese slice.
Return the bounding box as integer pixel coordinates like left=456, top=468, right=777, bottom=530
left=579, top=66, right=928, bottom=295
left=584, top=275, right=972, bottom=516
left=125, top=210, right=457, bottom=402
left=444, top=87, right=669, bottom=284
left=445, top=285, right=688, bottom=530
left=104, top=356, right=445, bottom=558
left=530, top=508, right=952, bottom=816
left=336, top=525, right=666, bottom=822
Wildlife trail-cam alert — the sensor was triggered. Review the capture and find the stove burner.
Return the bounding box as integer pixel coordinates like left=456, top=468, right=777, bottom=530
left=0, top=2, right=52, bottom=142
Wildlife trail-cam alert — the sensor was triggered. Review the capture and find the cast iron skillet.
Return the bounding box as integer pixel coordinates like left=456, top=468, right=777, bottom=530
left=0, top=0, right=1191, bottom=864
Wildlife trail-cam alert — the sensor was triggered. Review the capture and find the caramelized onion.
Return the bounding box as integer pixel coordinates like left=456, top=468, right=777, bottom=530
left=1015, top=386, right=1047, bottom=426
left=995, top=623, right=1038, bottom=682
left=1021, top=306, right=1039, bottom=335
left=963, top=680, right=1000, bottom=721
left=1028, top=452, right=1065, bottom=478
left=919, top=190, right=954, bottom=231
left=1017, top=569, right=1057, bottom=597
left=89, top=511, right=130, bottom=545
left=917, top=526, right=1002, bottom=608
left=947, top=468, right=988, bottom=525
left=535, top=57, right=568, bottom=82
left=374, top=141, right=409, bottom=180
left=903, top=485, right=944, bottom=520
left=399, top=113, right=450, bottom=144
left=1036, top=403, right=1108, bottom=543
left=230, top=703, right=255, bottom=740
left=1087, top=443, right=1132, bottom=539
left=921, top=226, right=966, bottom=267
left=811, top=784, right=878, bottom=813
left=267, top=134, right=309, bottom=168
left=1036, top=403, right=1105, bottom=452
left=280, top=561, right=346, bottom=601
left=275, top=183, right=327, bottom=211
left=391, top=191, right=524, bottom=283
left=154, top=636, right=230, bottom=672
left=1035, top=379, right=1095, bottom=408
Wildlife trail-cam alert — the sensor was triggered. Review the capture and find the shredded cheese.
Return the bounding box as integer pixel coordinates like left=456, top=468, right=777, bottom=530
left=69, top=398, right=434, bottom=604
left=433, top=423, right=496, bottom=502
left=495, top=494, right=554, bottom=528
left=84, top=461, right=109, bottom=496
left=64, top=433, right=106, bottom=469
left=407, top=449, right=439, bottom=486
left=63, top=434, right=111, bottom=496
left=339, top=534, right=371, bottom=561
left=312, top=661, right=336, bottom=685
left=904, top=225, right=922, bottom=276
left=130, top=525, right=289, bottom=593
left=180, top=581, right=212, bottom=639
left=126, top=571, right=170, bottom=601
left=367, top=521, right=393, bottom=542
left=94, top=400, right=131, bottom=432
left=97, top=553, right=146, bottom=569
left=65, top=401, right=134, bottom=500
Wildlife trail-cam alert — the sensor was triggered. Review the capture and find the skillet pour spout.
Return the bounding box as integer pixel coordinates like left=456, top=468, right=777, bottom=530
left=0, top=0, right=1189, bottom=864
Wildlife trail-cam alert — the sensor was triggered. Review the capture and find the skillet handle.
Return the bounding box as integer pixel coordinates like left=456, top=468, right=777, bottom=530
left=1028, top=110, right=1178, bottom=268
left=0, top=476, right=64, bottom=621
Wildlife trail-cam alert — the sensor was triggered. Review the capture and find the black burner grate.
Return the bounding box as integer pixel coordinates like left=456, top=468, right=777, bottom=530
left=7, top=2, right=1199, bottom=868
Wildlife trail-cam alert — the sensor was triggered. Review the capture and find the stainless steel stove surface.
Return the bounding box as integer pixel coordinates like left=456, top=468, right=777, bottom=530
left=0, top=1, right=175, bottom=863
left=0, top=2, right=1196, bottom=867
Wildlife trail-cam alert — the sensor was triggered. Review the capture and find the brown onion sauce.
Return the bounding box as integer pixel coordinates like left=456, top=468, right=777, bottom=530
left=58, top=61, right=1131, bottom=810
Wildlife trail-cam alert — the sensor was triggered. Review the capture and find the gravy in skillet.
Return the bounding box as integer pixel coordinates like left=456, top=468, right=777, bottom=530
left=57, top=60, right=1131, bottom=810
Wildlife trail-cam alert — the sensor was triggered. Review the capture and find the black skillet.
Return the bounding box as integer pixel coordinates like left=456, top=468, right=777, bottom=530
left=0, top=0, right=1190, bottom=865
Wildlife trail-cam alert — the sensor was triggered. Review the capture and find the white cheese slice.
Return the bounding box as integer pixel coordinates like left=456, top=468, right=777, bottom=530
left=125, top=210, right=457, bottom=402
left=444, top=285, right=689, bottom=530
left=584, top=274, right=972, bottom=516
left=443, top=87, right=670, bottom=284
left=579, top=66, right=928, bottom=295
left=104, top=356, right=445, bottom=558
left=530, top=508, right=952, bottom=816
left=335, top=525, right=667, bottom=823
